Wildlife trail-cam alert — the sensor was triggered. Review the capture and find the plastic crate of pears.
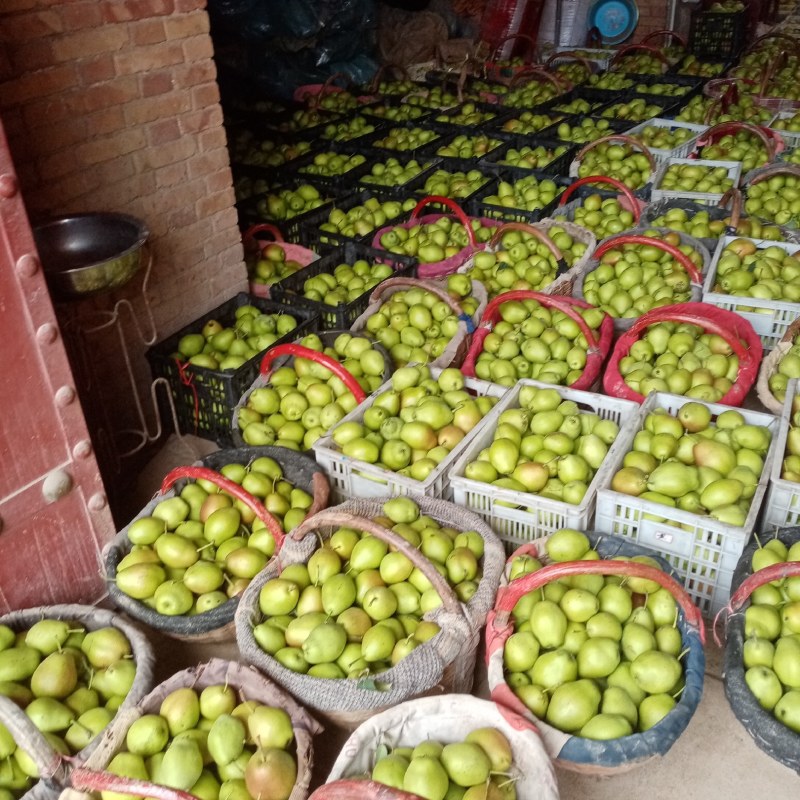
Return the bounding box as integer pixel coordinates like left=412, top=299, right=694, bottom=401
left=594, top=392, right=780, bottom=617
left=763, top=378, right=800, bottom=530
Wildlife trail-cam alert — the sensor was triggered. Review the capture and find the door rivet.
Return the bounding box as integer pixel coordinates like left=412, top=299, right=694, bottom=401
left=55, top=386, right=76, bottom=406
left=73, top=440, right=93, bottom=459
left=36, top=323, right=59, bottom=344
left=0, top=174, right=19, bottom=198
left=42, top=469, right=73, bottom=503
left=88, top=493, right=107, bottom=511
left=16, top=254, right=39, bottom=277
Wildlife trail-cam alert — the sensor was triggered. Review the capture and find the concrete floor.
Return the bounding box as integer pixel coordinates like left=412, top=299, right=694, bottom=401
left=141, top=435, right=800, bottom=797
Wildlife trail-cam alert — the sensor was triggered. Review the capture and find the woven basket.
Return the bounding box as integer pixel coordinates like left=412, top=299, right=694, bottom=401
left=243, top=223, right=320, bottom=299
left=103, top=465, right=294, bottom=643
left=741, top=162, right=800, bottom=231
left=0, top=604, right=156, bottom=800
left=485, top=543, right=706, bottom=775
left=608, top=225, right=712, bottom=276
left=63, top=658, right=321, bottom=800
left=309, top=781, right=423, bottom=800
left=756, top=315, right=800, bottom=414
left=235, top=497, right=505, bottom=729
left=717, top=527, right=800, bottom=773
left=608, top=44, right=671, bottom=75
left=572, top=233, right=705, bottom=334
left=568, top=135, right=657, bottom=198
left=603, top=302, right=763, bottom=406
left=231, top=331, right=392, bottom=448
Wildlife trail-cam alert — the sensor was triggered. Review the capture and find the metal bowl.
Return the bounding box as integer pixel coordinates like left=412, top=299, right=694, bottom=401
left=33, top=212, right=149, bottom=300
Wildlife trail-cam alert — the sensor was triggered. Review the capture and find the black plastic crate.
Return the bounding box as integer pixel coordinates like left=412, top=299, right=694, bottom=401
left=295, top=147, right=378, bottom=191
left=485, top=109, right=569, bottom=137
left=473, top=169, right=569, bottom=224
left=426, top=101, right=511, bottom=132
left=629, top=73, right=704, bottom=99
left=689, top=10, right=746, bottom=59
left=147, top=293, right=319, bottom=445
left=270, top=242, right=417, bottom=330
left=532, top=87, right=615, bottom=117
left=350, top=123, right=445, bottom=158
left=356, top=153, right=442, bottom=199
left=481, top=135, right=577, bottom=175
left=421, top=129, right=508, bottom=166
left=414, top=167, right=498, bottom=214
left=360, top=97, right=435, bottom=125
left=596, top=93, right=683, bottom=124
left=318, top=114, right=388, bottom=145
left=537, top=114, right=636, bottom=144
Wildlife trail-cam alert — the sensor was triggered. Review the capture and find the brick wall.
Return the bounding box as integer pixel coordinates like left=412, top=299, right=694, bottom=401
left=0, top=0, right=247, bottom=515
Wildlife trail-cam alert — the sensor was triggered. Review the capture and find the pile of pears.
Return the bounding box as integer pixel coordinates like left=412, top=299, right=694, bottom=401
left=497, top=144, right=570, bottom=170
left=237, top=333, right=387, bottom=450
left=248, top=243, right=305, bottom=290
left=470, top=297, right=606, bottom=387
left=377, top=216, right=496, bottom=265
left=317, top=197, right=416, bottom=244
left=422, top=169, right=490, bottom=201
left=576, top=141, right=653, bottom=190
left=741, top=537, right=800, bottom=733
left=610, top=403, right=772, bottom=528
left=629, top=124, right=698, bottom=153
left=711, top=238, right=800, bottom=303
left=373, top=127, right=439, bottom=151
left=647, top=206, right=785, bottom=243
left=366, top=727, right=518, bottom=800
left=251, top=496, right=484, bottom=677
left=100, top=684, right=299, bottom=800
left=504, top=529, right=687, bottom=738
left=480, top=174, right=563, bottom=216
left=617, top=321, right=742, bottom=402
left=255, top=184, right=328, bottom=223
left=744, top=174, right=800, bottom=229
left=463, top=386, right=620, bottom=507
left=553, top=194, right=636, bottom=239
left=115, top=456, right=313, bottom=615
left=0, top=619, right=136, bottom=796
left=779, top=391, right=800, bottom=481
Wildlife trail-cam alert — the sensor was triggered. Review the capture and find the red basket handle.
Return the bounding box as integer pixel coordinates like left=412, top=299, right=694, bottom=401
left=290, top=510, right=463, bottom=616
left=508, top=66, right=571, bottom=92
left=558, top=175, right=642, bottom=221
left=713, top=560, right=800, bottom=646
left=160, top=466, right=286, bottom=548
left=593, top=234, right=703, bottom=284
left=243, top=223, right=284, bottom=254
left=366, top=276, right=469, bottom=319
left=609, top=44, right=670, bottom=71
left=642, top=30, right=688, bottom=49
left=410, top=196, right=479, bottom=250
left=259, top=344, right=367, bottom=404
left=480, top=290, right=602, bottom=351
left=70, top=769, right=200, bottom=800
left=495, top=560, right=705, bottom=643
left=574, top=135, right=657, bottom=174
left=746, top=163, right=800, bottom=187
left=697, top=121, right=776, bottom=161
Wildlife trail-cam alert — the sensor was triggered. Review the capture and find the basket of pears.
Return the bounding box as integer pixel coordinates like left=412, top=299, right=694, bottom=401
left=756, top=317, right=800, bottom=414
left=242, top=224, right=319, bottom=299
left=569, top=135, right=657, bottom=195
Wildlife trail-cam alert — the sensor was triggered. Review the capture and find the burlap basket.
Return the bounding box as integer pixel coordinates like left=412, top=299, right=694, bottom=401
left=756, top=315, right=800, bottom=415
left=485, top=541, right=706, bottom=775
left=572, top=232, right=705, bottom=334
left=235, top=496, right=505, bottom=729
left=0, top=604, right=156, bottom=800
left=231, top=330, right=393, bottom=448
left=326, top=694, right=560, bottom=800
left=717, top=527, right=800, bottom=773
left=61, top=657, right=321, bottom=800
left=103, top=461, right=322, bottom=643
left=741, top=162, right=800, bottom=233
left=349, top=277, right=487, bottom=369
left=309, top=780, right=421, bottom=800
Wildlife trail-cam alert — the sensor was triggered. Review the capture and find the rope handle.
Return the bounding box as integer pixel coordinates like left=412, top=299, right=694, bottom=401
left=494, top=559, right=705, bottom=643
left=558, top=175, right=642, bottom=221
left=719, top=187, right=743, bottom=232
left=70, top=768, right=202, bottom=800
left=0, top=695, right=60, bottom=779
left=160, top=465, right=286, bottom=548
left=259, top=344, right=367, bottom=404
left=480, top=290, right=602, bottom=351
left=745, top=31, right=800, bottom=54
left=366, top=277, right=468, bottom=319
left=410, top=196, right=478, bottom=250
left=508, top=66, right=571, bottom=92
left=307, top=72, right=350, bottom=108
left=713, top=560, right=800, bottom=647
left=641, top=30, right=688, bottom=49
left=594, top=234, right=703, bottom=284
left=747, top=162, right=800, bottom=187
left=696, top=121, right=776, bottom=161
left=368, top=63, right=412, bottom=93
left=574, top=135, right=656, bottom=173
left=610, top=44, right=670, bottom=70
left=543, top=50, right=594, bottom=74
left=487, top=32, right=537, bottom=62
left=290, top=510, right=464, bottom=616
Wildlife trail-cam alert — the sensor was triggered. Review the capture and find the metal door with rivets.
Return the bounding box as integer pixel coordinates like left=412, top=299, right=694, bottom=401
left=0, top=118, right=116, bottom=613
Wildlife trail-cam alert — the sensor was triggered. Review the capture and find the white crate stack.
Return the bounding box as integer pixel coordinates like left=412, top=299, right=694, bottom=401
left=763, top=377, right=800, bottom=530
left=312, top=368, right=508, bottom=502
left=701, top=235, right=800, bottom=350
left=768, top=110, right=800, bottom=152
left=650, top=157, right=742, bottom=205
left=625, top=118, right=709, bottom=164
left=594, top=392, right=780, bottom=618
left=448, top=380, right=639, bottom=554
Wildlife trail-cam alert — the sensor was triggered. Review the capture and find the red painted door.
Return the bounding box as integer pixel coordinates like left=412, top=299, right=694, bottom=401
left=0, top=118, right=115, bottom=613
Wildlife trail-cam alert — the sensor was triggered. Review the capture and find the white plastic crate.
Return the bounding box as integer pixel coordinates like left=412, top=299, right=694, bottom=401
left=448, top=380, right=639, bottom=554
left=625, top=119, right=709, bottom=164
left=312, top=368, right=508, bottom=502
left=702, top=234, right=800, bottom=350
left=651, top=158, right=742, bottom=205
left=768, top=110, right=800, bottom=150
left=594, top=392, right=780, bottom=618
left=763, top=377, right=800, bottom=530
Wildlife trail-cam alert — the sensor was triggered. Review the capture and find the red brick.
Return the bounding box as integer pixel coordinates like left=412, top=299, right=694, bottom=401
left=140, top=136, right=197, bottom=169
left=179, top=105, right=221, bottom=135
left=94, top=154, right=137, bottom=185
left=114, top=42, right=184, bottom=75
left=76, top=129, right=147, bottom=165
left=101, top=1, right=134, bottom=23
left=205, top=166, right=233, bottom=195
left=141, top=71, right=174, bottom=96
left=197, top=126, right=227, bottom=153
left=21, top=95, right=68, bottom=129
left=131, top=19, right=167, bottom=46
left=197, top=189, right=234, bottom=220
left=182, top=35, right=214, bottom=63
left=165, top=12, right=209, bottom=39
left=0, top=64, right=79, bottom=106
left=191, top=82, right=220, bottom=109
left=52, top=28, right=130, bottom=63
left=81, top=77, right=139, bottom=113
left=148, top=117, right=181, bottom=145
left=9, top=40, right=56, bottom=74
left=63, top=2, right=104, bottom=30
left=156, top=161, right=189, bottom=188
left=2, top=0, right=44, bottom=12
left=188, top=148, right=228, bottom=180
left=212, top=205, right=239, bottom=234
left=86, top=106, right=126, bottom=136
left=2, top=11, right=64, bottom=41
left=126, top=0, right=175, bottom=18
left=174, top=0, right=206, bottom=12
left=78, top=54, right=116, bottom=86
left=168, top=205, right=196, bottom=229
left=173, top=60, right=216, bottom=89
left=124, top=91, right=191, bottom=126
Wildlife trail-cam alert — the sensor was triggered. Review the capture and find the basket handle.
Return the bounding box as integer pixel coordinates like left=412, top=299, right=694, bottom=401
left=558, top=175, right=642, bottom=221
left=719, top=187, right=743, bottom=232
left=489, top=32, right=537, bottom=62
left=508, top=66, right=571, bottom=92
left=366, top=277, right=468, bottom=320
left=259, top=344, right=367, bottom=404
left=641, top=29, right=687, bottom=49
left=609, top=44, right=670, bottom=70
left=745, top=31, right=800, bottom=54
left=574, top=135, right=656, bottom=174
left=696, top=121, right=776, bottom=161
left=495, top=560, right=705, bottom=643
left=243, top=223, right=284, bottom=254
left=713, top=560, right=800, bottom=646
left=367, top=63, right=411, bottom=93
left=290, top=510, right=463, bottom=616
left=70, top=768, right=202, bottom=800
left=307, top=72, right=350, bottom=108
left=489, top=221, right=564, bottom=261
left=0, top=695, right=61, bottom=780
left=309, top=780, right=428, bottom=800
left=160, top=466, right=286, bottom=547
left=593, top=234, right=703, bottom=284
left=543, top=50, right=594, bottom=74
left=480, top=290, right=601, bottom=351
left=410, top=196, right=478, bottom=250
left=746, top=163, right=800, bottom=187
